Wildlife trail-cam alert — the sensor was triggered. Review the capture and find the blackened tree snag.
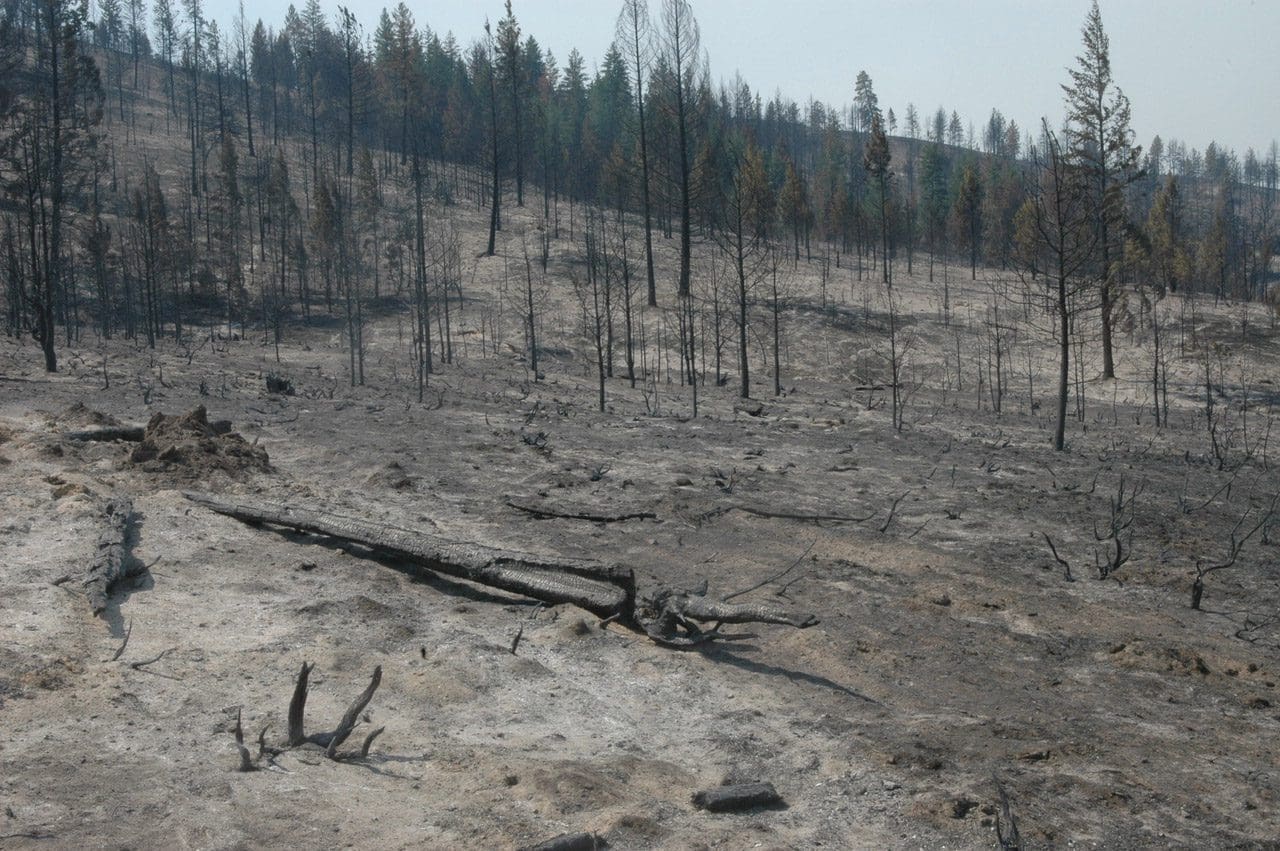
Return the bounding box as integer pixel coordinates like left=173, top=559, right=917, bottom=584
left=85, top=497, right=134, bottom=616
left=250, top=663, right=387, bottom=763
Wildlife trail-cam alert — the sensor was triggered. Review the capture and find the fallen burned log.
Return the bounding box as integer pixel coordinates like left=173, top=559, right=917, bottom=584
left=184, top=492, right=634, bottom=618
left=185, top=493, right=818, bottom=647
left=64, top=419, right=233, bottom=443
left=63, top=426, right=145, bottom=442
left=85, top=497, right=135, bottom=616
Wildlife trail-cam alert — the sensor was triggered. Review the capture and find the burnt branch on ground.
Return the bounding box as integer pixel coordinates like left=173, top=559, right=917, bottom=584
left=505, top=496, right=657, bottom=523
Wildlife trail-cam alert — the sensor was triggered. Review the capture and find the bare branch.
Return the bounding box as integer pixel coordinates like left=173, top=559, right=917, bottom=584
left=722, top=540, right=815, bottom=602
left=325, top=666, right=382, bottom=760
left=108, top=619, right=133, bottom=661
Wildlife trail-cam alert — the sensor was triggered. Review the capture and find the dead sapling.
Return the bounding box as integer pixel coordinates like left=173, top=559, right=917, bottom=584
left=1092, top=475, right=1144, bottom=580
left=722, top=541, right=816, bottom=603
left=129, top=647, right=180, bottom=680
left=1179, top=467, right=1240, bottom=515
left=1191, top=492, right=1279, bottom=610
left=504, top=495, right=656, bottom=523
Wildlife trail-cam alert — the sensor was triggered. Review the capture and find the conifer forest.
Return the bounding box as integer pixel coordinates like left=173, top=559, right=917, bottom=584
left=1, top=0, right=1278, bottom=847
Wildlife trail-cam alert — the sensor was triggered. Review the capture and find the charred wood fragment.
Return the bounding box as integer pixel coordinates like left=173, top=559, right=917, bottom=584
left=691, top=781, right=784, bottom=812
left=63, top=426, right=146, bottom=442
left=520, top=832, right=604, bottom=851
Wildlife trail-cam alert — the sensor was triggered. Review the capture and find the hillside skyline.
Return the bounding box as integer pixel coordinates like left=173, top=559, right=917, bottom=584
left=200, top=0, right=1280, bottom=157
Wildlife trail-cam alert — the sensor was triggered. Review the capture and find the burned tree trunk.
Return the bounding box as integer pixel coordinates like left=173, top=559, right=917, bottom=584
left=85, top=497, right=134, bottom=616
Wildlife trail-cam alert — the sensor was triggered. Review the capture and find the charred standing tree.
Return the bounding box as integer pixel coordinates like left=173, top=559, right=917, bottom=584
left=84, top=497, right=135, bottom=616
left=411, top=145, right=433, bottom=398
left=484, top=20, right=501, bottom=256
left=659, top=0, right=699, bottom=298
left=1062, top=0, right=1142, bottom=380
left=4, top=0, right=102, bottom=371
left=711, top=141, right=773, bottom=400
left=616, top=0, right=658, bottom=307
left=496, top=1, right=524, bottom=206
left=1023, top=121, right=1096, bottom=452
left=863, top=112, right=892, bottom=287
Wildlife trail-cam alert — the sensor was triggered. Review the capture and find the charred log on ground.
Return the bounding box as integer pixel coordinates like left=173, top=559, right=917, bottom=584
left=185, top=493, right=818, bottom=647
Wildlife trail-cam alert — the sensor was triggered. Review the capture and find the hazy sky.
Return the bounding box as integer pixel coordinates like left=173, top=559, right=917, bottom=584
left=207, top=0, right=1279, bottom=156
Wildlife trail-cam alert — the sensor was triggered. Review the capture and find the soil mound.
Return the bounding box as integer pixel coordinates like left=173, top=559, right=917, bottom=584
left=129, top=405, right=270, bottom=479
left=52, top=402, right=122, bottom=429
left=364, top=461, right=418, bottom=491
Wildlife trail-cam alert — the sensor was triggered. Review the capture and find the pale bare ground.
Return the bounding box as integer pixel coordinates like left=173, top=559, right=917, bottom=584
left=3, top=176, right=1280, bottom=851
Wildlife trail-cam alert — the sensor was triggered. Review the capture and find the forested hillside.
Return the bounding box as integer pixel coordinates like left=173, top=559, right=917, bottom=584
left=3, top=0, right=1276, bottom=398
